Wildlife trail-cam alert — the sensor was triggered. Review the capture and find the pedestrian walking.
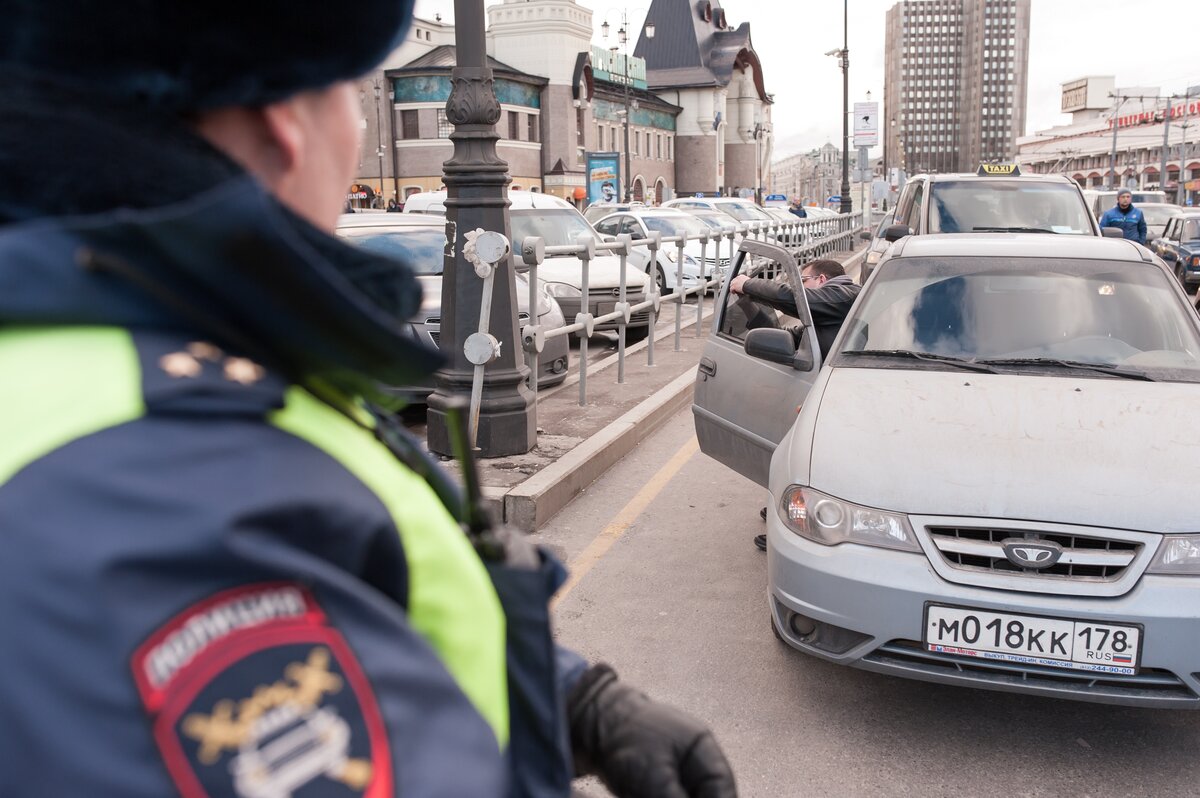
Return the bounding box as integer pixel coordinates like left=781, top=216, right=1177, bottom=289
left=0, top=3, right=737, bottom=797
left=1099, top=188, right=1148, bottom=245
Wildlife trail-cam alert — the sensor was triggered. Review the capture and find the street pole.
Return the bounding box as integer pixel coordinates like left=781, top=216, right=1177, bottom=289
left=1108, top=95, right=1122, bottom=190
left=1179, top=88, right=1193, bottom=206
left=427, top=0, right=535, bottom=457
left=374, top=81, right=385, bottom=204
left=839, top=0, right=852, bottom=215
left=623, top=50, right=632, bottom=202
left=1161, top=94, right=1173, bottom=192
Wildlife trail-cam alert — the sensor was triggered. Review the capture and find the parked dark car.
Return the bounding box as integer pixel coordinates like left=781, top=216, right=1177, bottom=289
left=1153, top=212, right=1200, bottom=294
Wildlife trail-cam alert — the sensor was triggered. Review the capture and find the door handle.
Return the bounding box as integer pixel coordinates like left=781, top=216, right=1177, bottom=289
left=698, top=357, right=717, bottom=377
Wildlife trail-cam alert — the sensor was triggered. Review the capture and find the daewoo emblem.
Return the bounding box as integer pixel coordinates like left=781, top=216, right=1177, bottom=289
left=1000, top=538, right=1062, bottom=569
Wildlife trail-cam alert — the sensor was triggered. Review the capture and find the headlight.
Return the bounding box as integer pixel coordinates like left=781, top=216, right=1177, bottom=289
left=535, top=278, right=554, bottom=316
left=866, top=249, right=883, bottom=266
left=779, top=486, right=920, bottom=552
left=544, top=282, right=582, bottom=298
left=683, top=254, right=699, bottom=266
left=1147, top=535, right=1200, bottom=574
left=664, top=248, right=680, bottom=263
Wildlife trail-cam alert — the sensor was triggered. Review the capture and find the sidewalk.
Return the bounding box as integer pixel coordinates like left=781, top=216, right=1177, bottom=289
left=459, top=243, right=867, bottom=532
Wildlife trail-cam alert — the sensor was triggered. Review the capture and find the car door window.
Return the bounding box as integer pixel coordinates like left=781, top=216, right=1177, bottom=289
left=904, top=182, right=925, bottom=231
left=595, top=217, right=621, bottom=237
left=620, top=217, right=646, bottom=240
left=717, top=248, right=808, bottom=345
left=1185, top=220, right=1200, bottom=241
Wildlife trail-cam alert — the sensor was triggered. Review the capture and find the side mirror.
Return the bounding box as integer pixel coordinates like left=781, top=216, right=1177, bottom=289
left=883, top=224, right=912, bottom=242
left=1101, top=227, right=1125, bottom=239
left=744, top=328, right=814, bottom=372
left=859, top=230, right=872, bottom=241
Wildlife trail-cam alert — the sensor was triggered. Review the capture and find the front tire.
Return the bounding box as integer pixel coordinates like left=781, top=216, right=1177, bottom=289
left=654, top=265, right=669, bottom=296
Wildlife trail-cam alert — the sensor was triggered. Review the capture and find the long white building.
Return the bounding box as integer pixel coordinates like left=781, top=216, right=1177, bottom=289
left=1018, top=75, right=1200, bottom=205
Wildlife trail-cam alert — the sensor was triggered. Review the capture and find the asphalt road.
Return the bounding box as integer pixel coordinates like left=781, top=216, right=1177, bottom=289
left=546, top=409, right=1200, bottom=798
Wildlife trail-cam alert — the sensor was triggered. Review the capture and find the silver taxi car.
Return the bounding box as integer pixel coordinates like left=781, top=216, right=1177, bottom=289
left=694, top=234, right=1200, bottom=708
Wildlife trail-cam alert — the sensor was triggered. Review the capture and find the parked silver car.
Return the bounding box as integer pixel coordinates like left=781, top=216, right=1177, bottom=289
left=335, top=214, right=569, bottom=397
left=695, top=233, right=1200, bottom=708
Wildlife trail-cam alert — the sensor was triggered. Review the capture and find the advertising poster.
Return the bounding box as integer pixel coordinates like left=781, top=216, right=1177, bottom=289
left=586, top=152, right=621, bottom=206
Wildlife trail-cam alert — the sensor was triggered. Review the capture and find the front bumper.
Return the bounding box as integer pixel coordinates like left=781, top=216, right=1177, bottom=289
left=767, top=517, right=1200, bottom=708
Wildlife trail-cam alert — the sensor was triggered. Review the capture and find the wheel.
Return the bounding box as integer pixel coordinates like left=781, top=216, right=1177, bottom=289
left=625, top=324, right=651, bottom=344
left=654, top=265, right=669, bottom=296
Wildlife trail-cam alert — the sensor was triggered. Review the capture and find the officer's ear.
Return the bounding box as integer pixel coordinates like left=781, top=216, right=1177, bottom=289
left=195, top=105, right=292, bottom=188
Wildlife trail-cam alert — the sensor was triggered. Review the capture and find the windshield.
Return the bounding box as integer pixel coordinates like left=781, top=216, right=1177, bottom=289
left=691, top=214, right=734, bottom=231
left=716, top=202, right=772, bottom=222
left=835, top=257, right=1200, bottom=382
left=335, top=226, right=445, bottom=275
left=929, top=181, right=1093, bottom=235
left=511, top=209, right=599, bottom=248
left=642, top=214, right=717, bottom=238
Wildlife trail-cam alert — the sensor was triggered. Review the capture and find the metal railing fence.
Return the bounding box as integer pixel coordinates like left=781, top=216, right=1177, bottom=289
left=508, top=210, right=868, bottom=408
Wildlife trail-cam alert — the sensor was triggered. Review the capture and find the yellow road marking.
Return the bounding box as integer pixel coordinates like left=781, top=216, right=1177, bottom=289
left=553, top=436, right=700, bottom=608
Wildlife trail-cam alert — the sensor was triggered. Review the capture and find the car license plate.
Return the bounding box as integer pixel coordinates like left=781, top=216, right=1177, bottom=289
left=924, top=604, right=1141, bottom=676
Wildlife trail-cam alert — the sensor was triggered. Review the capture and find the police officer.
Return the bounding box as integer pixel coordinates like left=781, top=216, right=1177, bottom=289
left=0, top=3, right=736, bottom=797
left=1099, top=188, right=1148, bottom=245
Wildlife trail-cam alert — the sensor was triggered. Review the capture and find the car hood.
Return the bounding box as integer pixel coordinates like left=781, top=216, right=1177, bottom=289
left=808, top=368, right=1200, bottom=533
left=534, top=254, right=650, bottom=292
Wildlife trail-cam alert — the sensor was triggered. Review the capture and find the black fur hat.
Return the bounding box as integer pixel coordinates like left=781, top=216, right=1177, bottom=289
left=0, top=0, right=417, bottom=110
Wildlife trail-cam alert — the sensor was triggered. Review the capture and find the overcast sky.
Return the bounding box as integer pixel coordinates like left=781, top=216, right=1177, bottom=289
left=413, top=0, right=1200, bottom=159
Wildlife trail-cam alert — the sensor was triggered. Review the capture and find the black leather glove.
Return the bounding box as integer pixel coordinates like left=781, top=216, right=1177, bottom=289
left=568, top=663, right=737, bottom=798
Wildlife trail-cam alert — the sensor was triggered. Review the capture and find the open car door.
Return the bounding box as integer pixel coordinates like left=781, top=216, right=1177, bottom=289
left=692, top=240, right=822, bottom=487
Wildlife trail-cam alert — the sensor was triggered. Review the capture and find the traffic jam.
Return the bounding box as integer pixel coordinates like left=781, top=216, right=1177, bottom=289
left=692, top=165, right=1200, bottom=708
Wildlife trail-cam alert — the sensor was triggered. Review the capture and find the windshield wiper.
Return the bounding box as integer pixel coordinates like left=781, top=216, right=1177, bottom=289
left=843, top=349, right=999, bottom=374
left=971, top=226, right=1058, bottom=233
left=977, top=357, right=1156, bottom=382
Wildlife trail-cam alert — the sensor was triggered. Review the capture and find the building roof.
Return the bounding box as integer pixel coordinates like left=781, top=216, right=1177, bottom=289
left=636, top=0, right=768, bottom=101
left=388, top=45, right=546, bottom=84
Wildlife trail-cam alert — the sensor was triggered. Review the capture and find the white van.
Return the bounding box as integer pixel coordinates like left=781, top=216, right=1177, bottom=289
left=403, top=190, right=653, bottom=340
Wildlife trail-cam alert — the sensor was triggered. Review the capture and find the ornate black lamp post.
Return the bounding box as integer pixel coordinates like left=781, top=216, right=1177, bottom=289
left=426, top=0, right=536, bottom=457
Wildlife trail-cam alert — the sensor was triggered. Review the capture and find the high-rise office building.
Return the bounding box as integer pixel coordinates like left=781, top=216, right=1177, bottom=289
left=884, top=0, right=1029, bottom=175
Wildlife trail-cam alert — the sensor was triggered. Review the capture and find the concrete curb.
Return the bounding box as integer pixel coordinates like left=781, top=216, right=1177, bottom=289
left=504, top=368, right=696, bottom=531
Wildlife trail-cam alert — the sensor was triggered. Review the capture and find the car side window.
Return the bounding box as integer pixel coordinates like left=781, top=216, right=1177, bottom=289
left=620, top=217, right=645, bottom=239
left=717, top=255, right=800, bottom=345
left=595, top=217, right=621, bottom=237
left=905, top=182, right=925, bottom=231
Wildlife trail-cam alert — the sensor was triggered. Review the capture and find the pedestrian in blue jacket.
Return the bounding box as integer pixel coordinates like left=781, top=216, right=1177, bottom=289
left=0, top=3, right=737, bottom=797
left=1099, top=188, right=1148, bottom=245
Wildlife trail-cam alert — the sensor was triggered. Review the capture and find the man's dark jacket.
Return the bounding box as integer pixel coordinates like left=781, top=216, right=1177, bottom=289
left=741, top=274, right=860, bottom=357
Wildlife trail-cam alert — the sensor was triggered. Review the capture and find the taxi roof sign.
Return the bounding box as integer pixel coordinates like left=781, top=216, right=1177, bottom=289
left=977, top=163, right=1021, bottom=176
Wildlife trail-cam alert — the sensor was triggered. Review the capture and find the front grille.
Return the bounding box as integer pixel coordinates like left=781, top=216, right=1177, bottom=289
left=866, top=640, right=1197, bottom=704
left=928, top=526, right=1140, bottom=583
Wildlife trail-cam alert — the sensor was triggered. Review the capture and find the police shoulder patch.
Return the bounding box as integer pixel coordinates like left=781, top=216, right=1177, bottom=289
left=131, top=583, right=392, bottom=798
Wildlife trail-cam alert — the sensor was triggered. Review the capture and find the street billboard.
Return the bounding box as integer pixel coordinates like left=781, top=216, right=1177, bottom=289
left=586, top=152, right=621, bottom=206
left=853, top=101, right=878, bottom=148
